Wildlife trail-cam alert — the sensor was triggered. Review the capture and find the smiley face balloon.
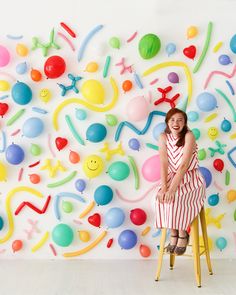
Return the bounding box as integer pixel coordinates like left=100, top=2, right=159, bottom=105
left=83, top=154, right=104, bottom=179
left=39, top=88, right=52, bottom=103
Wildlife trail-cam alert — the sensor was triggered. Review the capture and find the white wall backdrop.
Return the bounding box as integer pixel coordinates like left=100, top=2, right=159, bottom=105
left=0, top=0, right=235, bottom=259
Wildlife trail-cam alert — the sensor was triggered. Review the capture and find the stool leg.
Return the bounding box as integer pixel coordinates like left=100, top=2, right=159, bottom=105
left=155, top=228, right=167, bottom=281
left=191, top=216, right=201, bottom=287
left=200, top=208, right=213, bottom=275
left=169, top=253, right=175, bottom=270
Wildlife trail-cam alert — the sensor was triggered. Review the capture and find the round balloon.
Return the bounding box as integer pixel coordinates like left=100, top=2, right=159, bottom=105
left=152, top=122, right=166, bottom=140
left=52, top=223, right=74, bottom=247
left=83, top=154, right=104, bottom=179
left=191, top=128, right=201, bottom=140
left=75, top=108, right=87, bottom=120
left=230, top=34, right=236, bottom=54
left=213, top=158, right=224, bottom=172
left=0, top=45, right=10, bottom=67
left=22, top=117, right=44, bottom=138
left=0, top=216, right=4, bottom=230
left=167, top=72, right=179, bottom=83
left=208, top=193, right=219, bottom=206
left=106, top=114, right=118, bottom=126
left=5, top=143, right=25, bottom=165
left=126, top=96, right=149, bottom=121
left=86, top=123, right=107, bottom=142
left=81, top=79, right=105, bottom=104
left=218, top=54, right=232, bottom=65
left=221, top=118, right=232, bottom=132
left=196, top=92, right=217, bottom=112
left=142, top=155, right=161, bottom=182
left=139, top=34, right=161, bottom=59
left=105, top=207, right=125, bottom=228
left=128, top=138, right=140, bottom=151
left=130, top=208, right=147, bottom=225
left=16, top=62, right=28, bottom=75
left=44, top=55, right=66, bottom=79
left=75, top=179, right=86, bottom=193
left=139, top=244, right=151, bottom=258
left=11, top=81, right=32, bottom=105
left=118, top=229, right=137, bottom=249
left=199, top=166, right=212, bottom=188
left=215, top=237, right=227, bottom=251
left=198, top=149, right=206, bottom=161
left=94, top=185, right=113, bottom=205
left=187, top=111, right=199, bottom=122
left=108, top=161, right=130, bottom=181
left=62, top=201, right=73, bottom=213
left=165, top=43, right=176, bottom=56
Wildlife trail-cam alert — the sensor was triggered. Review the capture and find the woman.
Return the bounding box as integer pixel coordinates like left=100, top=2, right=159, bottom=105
left=155, top=108, right=206, bottom=255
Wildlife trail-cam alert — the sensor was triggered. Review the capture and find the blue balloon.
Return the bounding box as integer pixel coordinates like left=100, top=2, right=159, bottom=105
left=187, top=111, right=199, bottom=122
left=230, top=34, right=236, bottom=54
left=22, top=117, right=44, bottom=138
left=128, top=138, right=140, bottom=151
left=11, top=81, right=32, bottom=105
left=118, top=229, right=137, bottom=249
left=208, top=193, right=219, bottom=206
left=16, top=62, right=28, bottom=75
left=221, top=118, right=232, bottom=132
left=94, top=185, right=113, bottom=205
left=215, top=237, right=227, bottom=251
left=0, top=216, right=4, bottom=231
left=196, top=92, right=217, bottom=112
left=86, top=123, right=107, bottom=142
left=75, top=179, right=86, bottom=193
left=105, top=207, right=125, bottom=228
left=165, top=43, right=176, bottom=56
left=199, top=166, right=212, bottom=188
left=75, top=108, right=87, bottom=120
left=218, top=54, right=232, bottom=65
left=5, top=143, right=25, bottom=165
left=152, top=122, right=166, bottom=140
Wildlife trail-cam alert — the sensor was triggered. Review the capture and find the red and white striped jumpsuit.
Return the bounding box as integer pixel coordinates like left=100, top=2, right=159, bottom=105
left=155, top=133, right=206, bottom=230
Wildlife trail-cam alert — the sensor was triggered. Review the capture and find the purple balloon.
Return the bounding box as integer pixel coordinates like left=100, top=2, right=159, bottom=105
left=167, top=72, right=179, bottom=83
left=128, top=138, right=140, bottom=151
left=218, top=54, right=232, bottom=65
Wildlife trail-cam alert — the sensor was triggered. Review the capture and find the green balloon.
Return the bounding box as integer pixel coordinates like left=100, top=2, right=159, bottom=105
left=62, top=201, right=73, bottom=213
left=109, top=37, right=120, bottom=49
left=30, top=144, right=41, bottom=156
left=52, top=224, right=74, bottom=247
left=138, top=33, right=161, bottom=59
left=106, top=114, right=118, bottom=126
left=108, top=161, right=130, bottom=181
left=198, top=148, right=207, bottom=161
left=192, top=128, right=201, bottom=140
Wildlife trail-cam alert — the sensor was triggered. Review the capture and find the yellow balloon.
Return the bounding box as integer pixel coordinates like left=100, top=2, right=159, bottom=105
left=0, top=80, right=10, bottom=91
left=39, top=88, right=52, bottom=103
left=0, top=161, right=7, bottom=181
left=81, top=79, right=105, bottom=104
left=83, top=154, right=104, bottom=179
left=226, top=189, right=236, bottom=203
left=78, top=230, right=91, bottom=242
left=187, top=26, right=198, bottom=39
left=207, top=127, right=219, bottom=141
left=16, top=43, right=29, bottom=57
left=84, top=62, right=99, bottom=73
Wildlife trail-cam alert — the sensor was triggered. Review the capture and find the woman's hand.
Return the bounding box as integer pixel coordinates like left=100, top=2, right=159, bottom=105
left=164, top=188, right=176, bottom=204
left=157, top=186, right=167, bottom=203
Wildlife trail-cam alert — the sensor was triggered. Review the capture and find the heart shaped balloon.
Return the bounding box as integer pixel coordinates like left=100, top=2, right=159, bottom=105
left=55, top=137, right=68, bottom=151
left=183, top=45, right=196, bottom=59
left=88, top=213, right=101, bottom=227
left=0, top=102, right=9, bottom=117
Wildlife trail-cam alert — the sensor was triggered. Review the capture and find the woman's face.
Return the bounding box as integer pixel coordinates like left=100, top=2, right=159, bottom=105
left=168, top=113, right=185, bottom=137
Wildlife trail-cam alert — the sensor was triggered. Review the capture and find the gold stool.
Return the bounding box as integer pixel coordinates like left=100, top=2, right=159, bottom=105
left=155, top=206, right=213, bottom=287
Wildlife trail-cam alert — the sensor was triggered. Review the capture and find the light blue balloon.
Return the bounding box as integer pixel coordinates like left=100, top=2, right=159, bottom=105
left=165, top=43, right=176, bottom=56
left=16, top=62, right=28, bottom=75
left=196, top=92, right=217, bottom=112
left=22, top=117, right=44, bottom=138
left=75, top=108, right=87, bottom=120
left=11, top=81, right=32, bottom=105
left=118, top=229, right=137, bottom=249
left=230, top=34, right=236, bottom=54
left=187, top=111, right=199, bottom=122
left=86, top=123, right=107, bottom=142
left=105, top=207, right=125, bottom=228
left=152, top=122, right=166, bottom=140
left=218, top=54, right=232, bottom=65
left=94, top=185, right=113, bottom=205
left=215, top=237, right=227, bottom=251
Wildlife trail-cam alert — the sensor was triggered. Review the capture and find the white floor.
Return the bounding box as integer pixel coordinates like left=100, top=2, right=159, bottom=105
left=0, top=259, right=235, bottom=295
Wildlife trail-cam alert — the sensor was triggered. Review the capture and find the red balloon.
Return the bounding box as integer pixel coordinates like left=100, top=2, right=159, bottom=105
left=0, top=102, right=9, bottom=117
left=44, top=55, right=66, bottom=79
left=122, top=80, right=133, bottom=92
left=130, top=208, right=147, bottom=225
left=183, top=45, right=196, bottom=59
left=55, top=137, right=68, bottom=151
left=139, top=244, right=151, bottom=258
left=88, top=213, right=101, bottom=227
left=213, top=158, right=224, bottom=172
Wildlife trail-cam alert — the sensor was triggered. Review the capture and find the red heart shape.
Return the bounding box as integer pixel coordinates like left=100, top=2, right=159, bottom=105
left=88, top=213, right=101, bottom=227
left=183, top=45, right=196, bottom=59
left=0, top=103, right=9, bottom=117
left=55, top=137, right=68, bottom=151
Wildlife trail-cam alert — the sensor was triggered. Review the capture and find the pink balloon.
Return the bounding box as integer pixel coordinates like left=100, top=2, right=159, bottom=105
left=0, top=45, right=10, bottom=67
left=142, top=155, right=161, bottom=182
left=126, top=96, right=149, bottom=121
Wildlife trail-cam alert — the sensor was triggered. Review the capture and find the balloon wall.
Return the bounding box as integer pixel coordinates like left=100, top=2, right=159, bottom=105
left=0, top=0, right=235, bottom=259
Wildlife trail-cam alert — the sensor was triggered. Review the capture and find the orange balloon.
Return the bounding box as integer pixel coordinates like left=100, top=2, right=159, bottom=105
left=69, top=150, right=80, bottom=164
left=12, top=239, right=23, bottom=252
left=139, top=244, right=151, bottom=258
left=31, top=69, right=42, bottom=82
left=29, top=174, right=41, bottom=184
left=122, top=80, right=133, bottom=92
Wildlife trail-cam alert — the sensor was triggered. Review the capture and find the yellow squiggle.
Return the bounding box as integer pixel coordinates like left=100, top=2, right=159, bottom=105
left=79, top=201, right=95, bottom=218
left=53, top=77, right=118, bottom=131
left=31, top=232, right=50, bottom=252
left=0, top=187, right=43, bottom=244
left=143, top=61, right=192, bottom=103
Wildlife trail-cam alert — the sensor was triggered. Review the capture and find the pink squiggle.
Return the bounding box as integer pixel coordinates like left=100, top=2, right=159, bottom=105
left=213, top=181, right=223, bottom=191
left=49, top=243, right=57, bottom=256
left=48, top=134, right=56, bottom=158
left=18, top=167, right=24, bottom=181
left=57, top=32, right=75, bottom=51
left=150, top=78, right=159, bottom=85
left=127, top=31, right=138, bottom=43
left=115, top=183, right=159, bottom=203
left=73, top=219, right=83, bottom=224
left=204, top=65, right=236, bottom=89
left=11, top=129, right=21, bottom=136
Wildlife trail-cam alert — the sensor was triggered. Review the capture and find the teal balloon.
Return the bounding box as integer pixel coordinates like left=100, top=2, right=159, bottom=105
left=75, top=108, right=87, bottom=120
left=187, top=111, right=199, bottom=122
left=0, top=216, right=4, bottom=231
left=191, top=128, right=201, bottom=140
left=230, top=34, right=236, bottom=53
left=221, top=118, right=232, bottom=132
left=11, top=81, right=32, bottom=105
left=22, top=117, right=44, bottom=138
left=208, top=193, right=219, bottom=206
left=86, top=123, right=107, bottom=142
left=94, top=185, right=113, bottom=205
left=52, top=223, right=74, bottom=247
left=105, top=207, right=125, bottom=228
left=108, top=161, right=130, bottom=181
left=215, top=237, right=227, bottom=251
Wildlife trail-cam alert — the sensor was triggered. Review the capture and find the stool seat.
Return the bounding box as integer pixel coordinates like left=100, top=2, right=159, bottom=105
left=155, top=206, right=213, bottom=287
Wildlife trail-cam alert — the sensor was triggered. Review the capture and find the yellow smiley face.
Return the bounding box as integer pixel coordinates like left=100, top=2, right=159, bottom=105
left=83, top=155, right=104, bottom=178
left=208, top=127, right=219, bottom=140
left=39, top=88, right=51, bottom=103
